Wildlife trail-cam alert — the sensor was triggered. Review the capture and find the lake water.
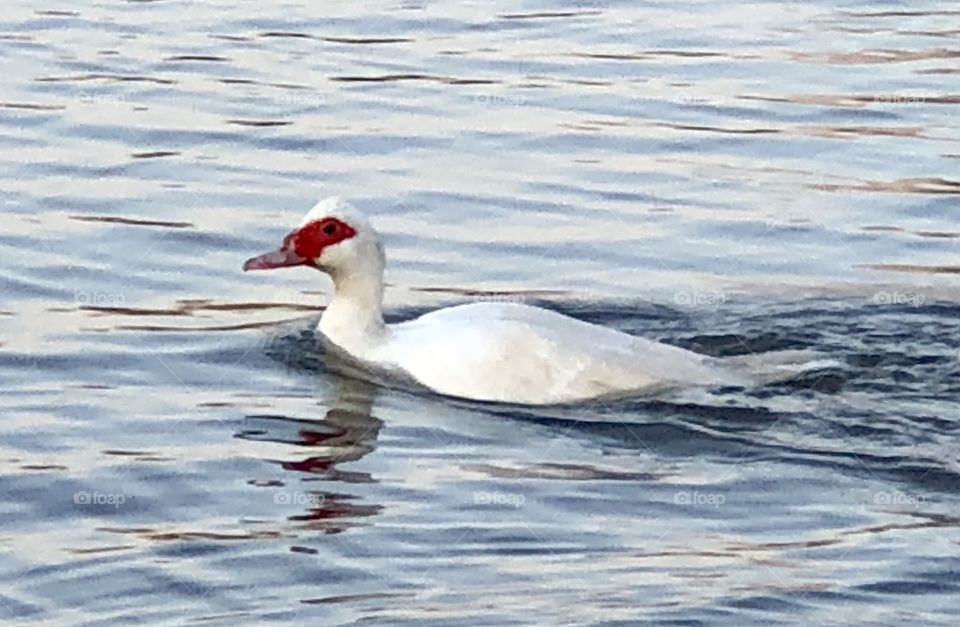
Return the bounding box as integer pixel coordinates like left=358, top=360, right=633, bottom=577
left=1, top=0, right=959, bottom=625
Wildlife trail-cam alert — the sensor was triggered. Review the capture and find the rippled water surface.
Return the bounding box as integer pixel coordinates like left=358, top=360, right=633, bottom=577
left=2, top=0, right=959, bottom=625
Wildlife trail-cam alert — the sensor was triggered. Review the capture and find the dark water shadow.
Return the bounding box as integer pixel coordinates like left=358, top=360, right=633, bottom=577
left=255, top=300, right=960, bottom=501
left=236, top=372, right=385, bottom=533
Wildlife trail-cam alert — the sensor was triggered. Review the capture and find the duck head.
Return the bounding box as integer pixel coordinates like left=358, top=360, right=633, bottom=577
left=243, top=197, right=384, bottom=278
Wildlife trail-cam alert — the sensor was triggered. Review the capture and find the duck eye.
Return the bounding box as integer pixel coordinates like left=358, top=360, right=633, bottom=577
left=322, top=222, right=337, bottom=236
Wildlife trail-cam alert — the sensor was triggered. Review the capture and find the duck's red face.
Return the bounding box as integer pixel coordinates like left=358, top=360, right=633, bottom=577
left=243, top=217, right=357, bottom=271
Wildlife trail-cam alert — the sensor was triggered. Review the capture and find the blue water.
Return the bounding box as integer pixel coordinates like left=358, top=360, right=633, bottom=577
left=1, top=1, right=959, bottom=625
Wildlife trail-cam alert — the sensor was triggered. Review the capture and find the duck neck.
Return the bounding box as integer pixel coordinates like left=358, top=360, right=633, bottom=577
left=320, top=264, right=386, bottom=347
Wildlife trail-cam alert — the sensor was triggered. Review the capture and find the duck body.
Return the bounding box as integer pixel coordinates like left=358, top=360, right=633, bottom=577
left=327, top=301, right=729, bottom=404
left=245, top=197, right=831, bottom=406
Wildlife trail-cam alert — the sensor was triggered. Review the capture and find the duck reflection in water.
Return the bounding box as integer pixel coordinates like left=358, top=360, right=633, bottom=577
left=237, top=367, right=384, bottom=532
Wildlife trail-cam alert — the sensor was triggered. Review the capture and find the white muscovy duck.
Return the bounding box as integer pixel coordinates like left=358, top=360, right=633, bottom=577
left=244, top=197, right=831, bottom=405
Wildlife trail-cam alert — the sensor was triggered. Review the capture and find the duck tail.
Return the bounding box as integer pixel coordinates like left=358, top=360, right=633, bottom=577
left=718, top=350, right=842, bottom=386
